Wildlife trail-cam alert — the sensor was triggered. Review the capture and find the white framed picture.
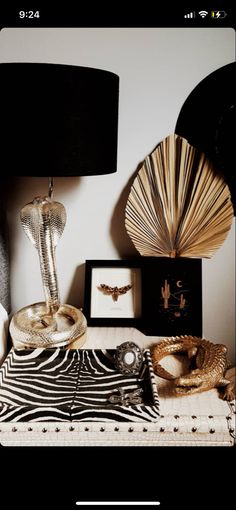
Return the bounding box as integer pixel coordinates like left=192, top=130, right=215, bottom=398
left=84, top=260, right=143, bottom=326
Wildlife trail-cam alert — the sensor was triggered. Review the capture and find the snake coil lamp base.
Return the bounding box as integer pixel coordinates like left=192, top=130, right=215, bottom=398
left=10, top=302, right=87, bottom=349
left=9, top=195, right=87, bottom=349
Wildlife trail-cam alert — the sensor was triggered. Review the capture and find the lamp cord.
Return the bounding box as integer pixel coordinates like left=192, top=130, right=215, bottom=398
left=48, top=177, right=54, bottom=199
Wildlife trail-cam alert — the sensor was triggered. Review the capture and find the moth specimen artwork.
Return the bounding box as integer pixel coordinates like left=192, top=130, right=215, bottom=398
left=98, top=284, right=132, bottom=302
left=84, top=261, right=142, bottom=325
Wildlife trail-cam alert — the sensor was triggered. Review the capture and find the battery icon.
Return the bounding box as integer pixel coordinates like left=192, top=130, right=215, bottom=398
left=211, top=10, right=227, bottom=18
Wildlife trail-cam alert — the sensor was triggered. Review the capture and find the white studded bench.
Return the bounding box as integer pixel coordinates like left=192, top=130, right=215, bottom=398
left=0, top=327, right=235, bottom=446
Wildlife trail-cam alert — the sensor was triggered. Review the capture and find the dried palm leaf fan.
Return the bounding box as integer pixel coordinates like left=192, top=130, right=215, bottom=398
left=125, top=134, right=233, bottom=258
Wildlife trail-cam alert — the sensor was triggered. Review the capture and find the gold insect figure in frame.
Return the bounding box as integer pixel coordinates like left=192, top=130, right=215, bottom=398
left=98, top=284, right=132, bottom=302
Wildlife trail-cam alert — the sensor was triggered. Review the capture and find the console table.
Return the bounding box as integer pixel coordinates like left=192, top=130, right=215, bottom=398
left=0, top=327, right=235, bottom=446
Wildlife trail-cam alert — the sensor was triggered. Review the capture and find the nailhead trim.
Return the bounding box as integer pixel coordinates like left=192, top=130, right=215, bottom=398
left=5, top=418, right=233, bottom=436
left=8, top=425, right=225, bottom=435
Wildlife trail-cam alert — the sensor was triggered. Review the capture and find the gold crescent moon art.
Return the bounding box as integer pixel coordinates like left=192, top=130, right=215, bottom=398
left=125, top=134, right=234, bottom=258
left=176, top=280, right=183, bottom=288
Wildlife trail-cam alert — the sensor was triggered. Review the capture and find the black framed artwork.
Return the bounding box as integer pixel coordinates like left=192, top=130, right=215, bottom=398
left=142, top=257, right=202, bottom=337
left=84, top=258, right=202, bottom=335
left=84, top=260, right=144, bottom=327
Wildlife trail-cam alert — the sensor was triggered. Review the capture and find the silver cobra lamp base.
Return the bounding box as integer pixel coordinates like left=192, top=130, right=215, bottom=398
left=10, top=179, right=87, bottom=350
left=10, top=302, right=87, bottom=349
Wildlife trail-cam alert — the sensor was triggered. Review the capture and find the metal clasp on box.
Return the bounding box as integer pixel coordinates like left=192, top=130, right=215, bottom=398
left=108, top=387, right=143, bottom=406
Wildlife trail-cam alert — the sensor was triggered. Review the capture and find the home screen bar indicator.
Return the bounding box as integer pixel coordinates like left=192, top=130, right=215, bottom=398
left=76, top=503, right=161, bottom=506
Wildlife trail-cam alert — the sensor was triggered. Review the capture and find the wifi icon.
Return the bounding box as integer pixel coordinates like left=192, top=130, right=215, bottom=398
left=199, top=10, right=208, bottom=18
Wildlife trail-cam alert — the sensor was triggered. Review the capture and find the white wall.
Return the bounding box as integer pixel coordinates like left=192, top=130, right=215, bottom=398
left=0, top=28, right=235, bottom=361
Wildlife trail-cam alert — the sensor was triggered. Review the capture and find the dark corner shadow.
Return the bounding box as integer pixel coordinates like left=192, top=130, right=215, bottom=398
left=110, top=161, right=144, bottom=257
left=66, top=263, right=85, bottom=310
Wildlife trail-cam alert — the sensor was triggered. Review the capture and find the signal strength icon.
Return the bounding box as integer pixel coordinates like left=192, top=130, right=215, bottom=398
left=184, top=12, right=195, bottom=18
left=198, top=10, right=208, bottom=18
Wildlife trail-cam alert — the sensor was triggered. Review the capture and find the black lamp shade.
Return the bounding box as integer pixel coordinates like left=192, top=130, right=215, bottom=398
left=1, top=63, right=119, bottom=176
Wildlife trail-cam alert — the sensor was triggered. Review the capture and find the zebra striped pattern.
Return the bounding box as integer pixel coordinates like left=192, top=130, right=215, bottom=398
left=0, top=348, right=160, bottom=422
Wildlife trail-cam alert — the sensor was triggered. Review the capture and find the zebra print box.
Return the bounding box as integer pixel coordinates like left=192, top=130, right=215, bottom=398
left=0, top=348, right=160, bottom=422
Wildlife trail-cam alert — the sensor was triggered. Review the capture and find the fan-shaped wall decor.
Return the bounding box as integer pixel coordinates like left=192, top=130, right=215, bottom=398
left=125, top=134, right=233, bottom=258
